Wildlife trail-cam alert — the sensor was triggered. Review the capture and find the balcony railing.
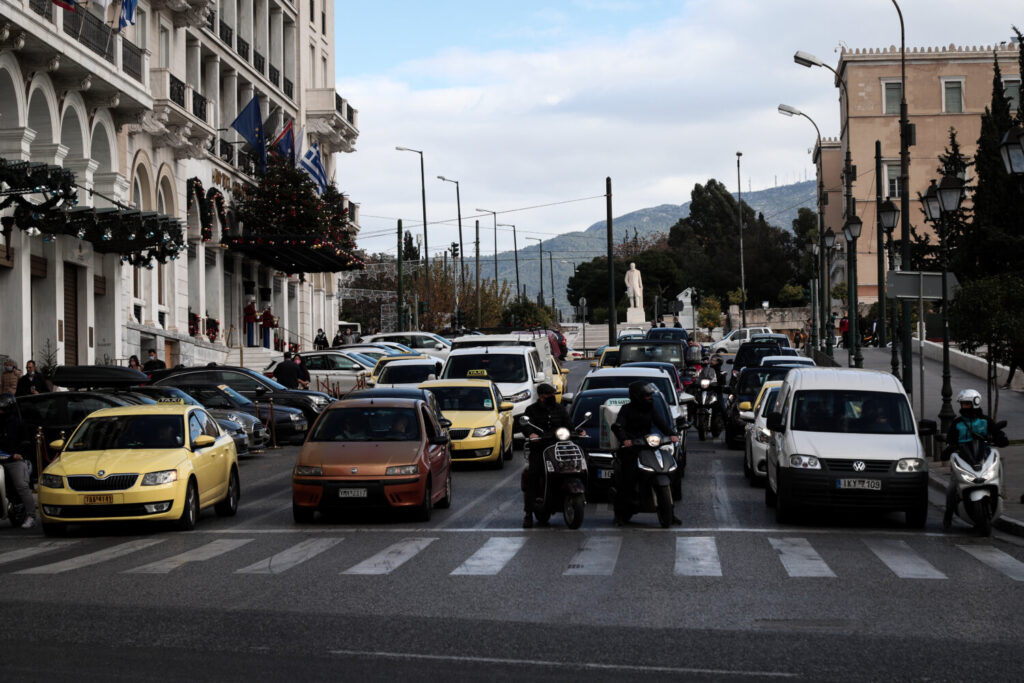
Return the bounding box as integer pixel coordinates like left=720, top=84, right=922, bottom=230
left=347, top=107, right=355, bottom=126
left=238, top=149, right=256, bottom=176
left=335, top=93, right=345, bottom=115
left=63, top=8, right=116, bottom=63
left=236, top=37, right=249, bottom=61
left=219, top=20, right=233, bottom=46
left=220, top=139, right=235, bottom=165
left=254, top=51, right=265, bottom=74
left=192, top=91, right=207, bottom=123
left=206, top=11, right=215, bottom=32
left=29, top=0, right=52, bottom=19
left=283, top=78, right=293, bottom=99
left=207, top=137, right=216, bottom=155
left=269, top=65, right=280, bottom=87
left=122, top=39, right=143, bottom=82
left=169, top=74, right=186, bottom=108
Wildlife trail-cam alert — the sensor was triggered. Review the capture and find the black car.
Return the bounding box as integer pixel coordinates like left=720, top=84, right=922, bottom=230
left=724, top=365, right=797, bottom=448
left=646, top=327, right=689, bottom=343
left=617, top=340, right=687, bottom=372
left=169, top=383, right=307, bottom=444
left=730, top=340, right=783, bottom=381
left=149, top=365, right=333, bottom=422
left=568, top=388, right=682, bottom=501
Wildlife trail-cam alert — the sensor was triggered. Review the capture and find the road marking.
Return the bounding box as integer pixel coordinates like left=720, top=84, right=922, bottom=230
left=16, top=538, right=166, bottom=574
left=0, top=541, right=77, bottom=567
left=327, top=649, right=797, bottom=678
left=564, top=536, right=621, bottom=576
left=198, top=527, right=955, bottom=537
left=343, top=537, right=436, bottom=575
left=451, top=536, right=526, bottom=575
left=864, top=539, right=946, bottom=579
left=674, top=536, right=722, bottom=576
left=236, top=538, right=343, bottom=574
left=768, top=537, right=836, bottom=578
left=436, top=467, right=522, bottom=529
left=959, top=545, right=1024, bottom=581
left=711, top=459, right=740, bottom=526
left=124, top=539, right=253, bottom=574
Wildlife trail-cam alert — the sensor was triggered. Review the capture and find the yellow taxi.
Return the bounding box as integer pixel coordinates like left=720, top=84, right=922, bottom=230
left=419, top=376, right=514, bottom=468
left=38, top=402, right=240, bottom=536
left=549, top=356, right=571, bottom=403
left=589, top=346, right=620, bottom=369
left=369, top=354, right=431, bottom=384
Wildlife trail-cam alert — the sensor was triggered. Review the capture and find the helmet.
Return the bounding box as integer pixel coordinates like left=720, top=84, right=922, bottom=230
left=956, top=388, right=982, bottom=409
left=537, top=383, right=556, bottom=396
left=628, top=381, right=656, bottom=403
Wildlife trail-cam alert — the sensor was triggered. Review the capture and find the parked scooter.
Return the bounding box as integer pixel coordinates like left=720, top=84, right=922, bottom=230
left=520, top=413, right=591, bottom=529
left=0, top=465, right=29, bottom=528
left=613, top=432, right=679, bottom=528
left=943, top=421, right=1007, bottom=536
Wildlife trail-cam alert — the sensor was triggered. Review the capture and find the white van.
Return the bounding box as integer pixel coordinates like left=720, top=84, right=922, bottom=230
left=764, top=368, right=929, bottom=528
left=442, top=346, right=546, bottom=434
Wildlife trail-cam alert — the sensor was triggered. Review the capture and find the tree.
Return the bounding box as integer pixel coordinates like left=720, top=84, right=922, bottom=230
left=402, top=230, right=420, bottom=262
left=698, top=295, right=722, bottom=334
left=950, top=273, right=1024, bottom=400
left=501, top=298, right=553, bottom=329
left=726, top=288, right=745, bottom=306
left=236, top=156, right=328, bottom=237
left=777, top=283, right=805, bottom=306
left=791, top=207, right=819, bottom=286
left=830, top=282, right=848, bottom=306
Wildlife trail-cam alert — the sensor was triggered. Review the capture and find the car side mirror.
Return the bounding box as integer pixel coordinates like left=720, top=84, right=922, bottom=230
left=535, top=373, right=547, bottom=382
left=739, top=411, right=755, bottom=423
left=427, top=374, right=437, bottom=381
left=193, top=434, right=216, bottom=448
left=499, top=402, right=514, bottom=412
left=738, top=401, right=752, bottom=412
left=562, top=393, right=574, bottom=405
left=561, top=368, right=570, bottom=375
left=49, top=439, right=65, bottom=451
left=434, top=343, right=444, bottom=350
left=254, top=386, right=268, bottom=395
left=766, top=413, right=785, bottom=432
left=439, top=418, right=452, bottom=429
left=430, top=434, right=450, bottom=445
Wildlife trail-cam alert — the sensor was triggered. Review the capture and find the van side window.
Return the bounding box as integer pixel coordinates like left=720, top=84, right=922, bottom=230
left=529, top=351, right=542, bottom=377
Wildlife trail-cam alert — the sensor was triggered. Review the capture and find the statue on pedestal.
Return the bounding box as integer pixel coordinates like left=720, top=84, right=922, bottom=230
left=625, top=262, right=644, bottom=309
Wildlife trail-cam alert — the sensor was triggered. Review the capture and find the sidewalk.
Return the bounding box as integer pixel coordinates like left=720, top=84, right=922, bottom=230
left=859, top=347, right=1024, bottom=536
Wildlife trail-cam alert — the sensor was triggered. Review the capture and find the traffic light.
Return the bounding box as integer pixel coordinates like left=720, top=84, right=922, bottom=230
left=692, top=289, right=702, bottom=308
left=451, top=242, right=459, bottom=259
left=455, top=311, right=466, bottom=328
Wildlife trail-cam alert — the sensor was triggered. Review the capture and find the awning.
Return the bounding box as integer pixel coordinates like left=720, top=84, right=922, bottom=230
left=223, top=235, right=364, bottom=273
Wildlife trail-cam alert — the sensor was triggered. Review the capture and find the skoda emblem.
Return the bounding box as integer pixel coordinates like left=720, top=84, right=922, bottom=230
left=350, top=467, right=358, bottom=474
left=97, top=470, right=106, bottom=478
left=852, top=461, right=866, bottom=472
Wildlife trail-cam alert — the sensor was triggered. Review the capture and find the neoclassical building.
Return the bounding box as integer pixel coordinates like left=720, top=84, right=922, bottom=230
left=0, top=0, right=359, bottom=369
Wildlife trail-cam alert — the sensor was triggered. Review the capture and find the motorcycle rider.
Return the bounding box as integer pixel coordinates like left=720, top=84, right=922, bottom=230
left=941, top=388, right=1008, bottom=530
left=0, top=394, right=36, bottom=529
left=697, top=353, right=727, bottom=427
left=521, top=383, right=573, bottom=528
left=611, top=382, right=680, bottom=526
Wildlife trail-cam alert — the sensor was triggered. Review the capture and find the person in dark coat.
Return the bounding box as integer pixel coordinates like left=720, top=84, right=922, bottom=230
left=313, top=329, right=329, bottom=350
left=0, top=394, right=36, bottom=527
left=15, top=360, right=49, bottom=396
left=142, top=349, right=166, bottom=373
left=272, top=351, right=300, bottom=389
left=331, top=327, right=345, bottom=348
left=520, top=383, right=573, bottom=528
left=294, top=354, right=311, bottom=389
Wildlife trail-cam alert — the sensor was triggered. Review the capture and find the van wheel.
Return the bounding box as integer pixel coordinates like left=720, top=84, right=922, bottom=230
left=774, top=482, right=791, bottom=524
left=764, top=469, right=777, bottom=508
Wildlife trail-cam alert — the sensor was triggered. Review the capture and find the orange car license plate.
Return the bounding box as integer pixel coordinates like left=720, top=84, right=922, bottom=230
left=338, top=488, right=367, bottom=498
left=84, top=494, right=114, bottom=504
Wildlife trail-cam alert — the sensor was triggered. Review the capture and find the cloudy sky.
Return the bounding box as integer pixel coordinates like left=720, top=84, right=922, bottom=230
left=335, top=0, right=1020, bottom=258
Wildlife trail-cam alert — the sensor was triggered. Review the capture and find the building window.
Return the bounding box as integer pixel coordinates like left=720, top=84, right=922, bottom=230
left=136, top=9, right=147, bottom=50
left=321, top=56, right=327, bottom=88
left=1005, top=78, right=1021, bottom=112
left=942, top=79, right=964, bottom=114
left=883, top=81, right=902, bottom=115
left=309, top=0, right=314, bottom=21
left=884, top=162, right=902, bottom=198
left=159, top=26, right=170, bottom=69
left=310, top=45, right=316, bottom=84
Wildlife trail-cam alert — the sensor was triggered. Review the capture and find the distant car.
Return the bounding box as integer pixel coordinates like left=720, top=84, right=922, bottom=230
left=266, top=350, right=372, bottom=396
left=169, top=383, right=308, bottom=444
left=369, top=354, right=433, bottom=384
left=616, top=332, right=647, bottom=345
left=332, top=344, right=409, bottom=362
left=420, top=379, right=514, bottom=468
left=570, top=366, right=691, bottom=435
left=646, top=327, right=689, bottom=343
left=619, top=361, right=684, bottom=393
left=589, top=346, right=619, bottom=369
left=761, top=355, right=815, bottom=368
left=730, top=340, right=783, bottom=380
left=710, top=327, right=773, bottom=354
left=618, top=340, right=686, bottom=373
left=371, top=358, right=444, bottom=388
left=750, top=332, right=791, bottom=348
left=360, top=332, right=452, bottom=360
left=566, top=347, right=585, bottom=361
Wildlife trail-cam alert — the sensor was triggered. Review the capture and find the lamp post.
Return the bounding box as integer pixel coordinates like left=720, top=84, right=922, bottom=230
left=844, top=211, right=864, bottom=368
left=879, top=198, right=901, bottom=377
left=437, top=175, right=464, bottom=290
left=396, top=146, right=429, bottom=313
left=1001, top=125, right=1024, bottom=186
left=806, top=241, right=819, bottom=349
left=823, top=228, right=836, bottom=355
left=476, top=208, right=499, bottom=284
left=891, top=0, right=914, bottom=397
left=527, top=237, right=543, bottom=308
left=497, top=224, right=520, bottom=302
left=779, top=103, right=829, bottom=356
left=736, top=151, right=747, bottom=328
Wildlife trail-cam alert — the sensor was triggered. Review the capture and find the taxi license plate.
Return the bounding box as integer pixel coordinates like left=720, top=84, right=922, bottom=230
left=598, top=469, right=615, bottom=480
left=338, top=488, right=367, bottom=498
left=836, top=479, right=881, bottom=491
left=84, top=494, right=114, bottom=504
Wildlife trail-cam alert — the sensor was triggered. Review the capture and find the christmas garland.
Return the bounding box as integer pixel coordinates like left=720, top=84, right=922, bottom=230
left=186, top=177, right=212, bottom=241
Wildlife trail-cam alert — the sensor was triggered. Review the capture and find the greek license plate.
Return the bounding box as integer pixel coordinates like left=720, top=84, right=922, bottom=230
left=836, top=479, right=881, bottom=491
left=598, top=469, right=615, bottom=480
left=338, top=488, right=367, bottom=498
left=84, top=494, right=113, bottom=504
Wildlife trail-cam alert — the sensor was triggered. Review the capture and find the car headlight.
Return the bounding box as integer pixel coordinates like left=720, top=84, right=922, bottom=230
left=645, top=434, right=662, bottom=447
left=142, top=470, right=179, bottom=486
left=756, top=428, right=772, bottom=444
left=310, top=395, right=331, bottom=408
left=700, top=378, right=711, bottom=389
left=507, top=390, right=532, bottom=403
left=40, top=473, right=64, bottom=489
left=555, top=427, right=571, bottom=441
left=896, top=457, right=926, bottom=473
left=290, top=413, right=303, bottom=422
left=294, top=465, right=323, bottom=476
left=789, top=455, right=820, bottom=469
left=472, top=426, right=497, bottom=437
left=385, top=464, right=419, bottom=476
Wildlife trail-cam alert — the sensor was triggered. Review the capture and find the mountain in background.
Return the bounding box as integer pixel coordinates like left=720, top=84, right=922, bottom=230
left=483, top=179, right=817, bottom=314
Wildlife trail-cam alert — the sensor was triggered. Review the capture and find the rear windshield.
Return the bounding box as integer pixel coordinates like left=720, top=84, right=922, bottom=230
left=601, top=350, right=620, bottom=366
left=737, top=367, right=791, bottom=396
left=66, top=415, right=185, bottom=451
left=618, top=343, right=683, bottom=366
left=791, top=390, right=914, bottom=434
left=310, top=407, right=421, bottom=442
left=379, top=364, right=437, bottom=385
left=444, top=354, right=527, bottom=384
left=580, top=376, right=676, bottom=405
left=647, top=328, right=688, bottom=342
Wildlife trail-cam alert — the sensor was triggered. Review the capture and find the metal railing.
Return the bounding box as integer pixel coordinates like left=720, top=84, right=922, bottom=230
left=29, top=0, right=52, bottom=19
left=220, top=138, right=235, bottom=165
left=236, top=36, right=249, bottom=61
left=205, top=11, right=215, bottom=32
left=169, top=74, right=186, bottom=108
left=192, top=90, right=207, bottom=122
left=283, top=77, right=293, bottom=99
left=335, top=93, right=345, bottom=115
left=254, top=51, right=265, bottom=74
left=63, top=8, right=116, bottom=63
left=219, top=19, right=233, bottom=46
left=122, top=39, right=143, bottom=82
left=269, top=64, right=280, bottom=87
left=346, top=106, right=355, bottom=126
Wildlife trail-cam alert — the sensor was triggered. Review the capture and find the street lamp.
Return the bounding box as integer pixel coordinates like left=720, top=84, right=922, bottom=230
left=999, top=125, right=1024, bottom=176
left=779, top=103, right=829, bottom=356
left=823, top=227, right=836, bottom=355
left=527, top=237, right=543, bottom=308
left=437, top=175, right=464, bottom=290
left=879, top=198, right=901, bottom=378
left=891, top=0, right=914, bottom=397
left=806, top=241, right=820, bottom=348
left=476, top=208, right=499, bottom=284
left=396, top=146, right=429, bottom=314
left=497, top=223, right=520, bottom=301
left=736, top=151, right=747, bottom=328
left=843, top=212, right=863, bottom=368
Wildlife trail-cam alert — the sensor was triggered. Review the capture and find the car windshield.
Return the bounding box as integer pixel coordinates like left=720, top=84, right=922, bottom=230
left=580, top=376, right=676, bottom=405
left=379, top=364, right=437, bottom=385
left=350, top=353, right=379, bottom=368
left=215, top=384, right=253, bottom=407
left=618, top=343, right=683, bottom=366
left=309, top=407, right=421, bottom=442
left=65, top=414, right=185, bottom=451
left=737, top=368, right=791, bottom=396
left=425, top=386, right=495, bottom=412
left=760, top=389, right=780, bottom=414
left=791, top=390, right=914, bottom=434
left=445, top=354, right=527, bottom=383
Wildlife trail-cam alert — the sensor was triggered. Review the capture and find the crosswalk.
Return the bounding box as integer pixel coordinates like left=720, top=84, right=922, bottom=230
left=3, top=534, right=1024, bottom=582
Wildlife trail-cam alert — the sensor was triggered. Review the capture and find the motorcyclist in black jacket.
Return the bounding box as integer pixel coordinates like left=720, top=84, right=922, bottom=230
left=611, top=382, right=680, bottom=526
left=521, top=383, right=573, bottom=528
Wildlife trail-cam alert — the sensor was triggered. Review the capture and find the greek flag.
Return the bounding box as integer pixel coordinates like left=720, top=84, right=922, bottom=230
left=299, top=142, right=328, bottom=195
left=118, top=0, right=139, bottom=31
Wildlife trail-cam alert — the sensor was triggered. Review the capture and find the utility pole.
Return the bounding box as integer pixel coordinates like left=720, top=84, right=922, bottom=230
left=606, top=177, right=615, bottom=346
left=875, top=141, right=887, bottom=348
left=737, top=152, right=747, bottom=328
left=396, top=219, right=404, bottom=331
left=474, top=219, right=481, bottom=328
left=548, top=252, right=555, bottom=317
left=894, top=0, right=913, bottom=397
left=538, top=240, right=544, bottom=308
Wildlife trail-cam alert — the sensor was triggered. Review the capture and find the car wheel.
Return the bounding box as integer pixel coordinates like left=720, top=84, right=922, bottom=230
left=774, top=476, right=791, bottom=524
left=905, top=500, right=928, bottom=529
left=504, top=439, right=515, bottom=461
left=176, top=479, right=199, bottom=531
left=494, top=441, right=507, bottom=469
left=292, top=503, right=315, bottom=524
left=436, top=470, right=453, bottom=509
left=415, top=477, right=432, bottom=522
left=764, top=467, right=777, bottom=508
left=215, top=468, right=240, bottom=517
left=743, top=445, right=752, bottom=480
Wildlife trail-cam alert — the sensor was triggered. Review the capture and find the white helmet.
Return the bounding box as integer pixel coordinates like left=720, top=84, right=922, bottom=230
left=956, top=388, right=982, bottom=409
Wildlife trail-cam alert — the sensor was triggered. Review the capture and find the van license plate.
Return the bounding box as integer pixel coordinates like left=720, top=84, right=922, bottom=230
left=598, top=469, right=614, bottom=480
left=837, top=479, right=881, bottom=491
left=84, top=495, right=114, bottom=504
left=338, top=488, right=367, bottom=498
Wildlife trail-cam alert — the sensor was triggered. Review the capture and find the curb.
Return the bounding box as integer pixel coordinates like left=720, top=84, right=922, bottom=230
left=927, top=470, right=1024, bottom=538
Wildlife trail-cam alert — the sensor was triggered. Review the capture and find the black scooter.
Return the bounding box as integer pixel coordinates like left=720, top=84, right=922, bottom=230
left=521, top=413, right=591, bottom=529
left=613, top=432, right=679, bottom=528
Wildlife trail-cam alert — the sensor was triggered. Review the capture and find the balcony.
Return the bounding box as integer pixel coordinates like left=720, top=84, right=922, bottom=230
left=283, top=78, right=294, bottom=99
left=219, top=139, right=235, bottom=166
left=269, top=64, right=280, bottom=87
left=206, top=11, right=215, bottom=32
left=169, top=74, right=186, bottom=108
left=122, top=39, right=144, bottom=82
left=150, top=69, right=215, bottom=158
left=63, top=7, right=116, bottom=63
left=305, top=88, right=359, bottom=153
left=192, top=90, right=207, bottom=123
left=236, top=36, right=250, bottom=61
left=219, top=19, right=233, bottom=46
left=29, top=0, right=52, bottom=19
left=254, top=51, right=265, bottom=75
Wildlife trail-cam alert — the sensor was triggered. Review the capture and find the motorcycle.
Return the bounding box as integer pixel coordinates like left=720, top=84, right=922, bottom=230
left=613, top=432, right=679, bottom=528
left=520, top=412, right=592, bottom=530
left=0, top=464, right=29, bottom=528
left=693, top=377, right=722, bottom=441
left=944, top=421, right=1006, bottom=536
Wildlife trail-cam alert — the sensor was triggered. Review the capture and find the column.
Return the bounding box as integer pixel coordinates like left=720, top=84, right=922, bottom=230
left=63, top=159, right=100, bottom=206
left=204, top=55, right=221, bottom=129
left=283, top=20, right=295, bottom=86
left=30, top=143, right=69, bottom=167
left=0, top=230, right=34, bottom=363
left=32, top=238, right=64, bottom=364
left=94, top=253, right=125, bottom=364
left=222, top=68, right=239, bottom=150
left=188, top=242, right=206, bottom=337
left=0, top=127, right=37, bottom=161
left=92, top=172, right=130, bottom=207
left=270, top=8, right=283, bottom=77
left=205, top=248, right=224, bottom=341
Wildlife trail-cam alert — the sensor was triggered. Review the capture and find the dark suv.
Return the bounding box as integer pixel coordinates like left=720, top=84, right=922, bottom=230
left=730, top=340, right=782, bottom=382
left=724, top=365, right=795, bottom=448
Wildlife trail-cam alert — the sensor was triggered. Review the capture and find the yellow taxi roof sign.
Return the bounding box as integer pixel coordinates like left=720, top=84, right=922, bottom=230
left=157, top=397, right=185, bottom=404
left=466, top=369, right=489, bottom=378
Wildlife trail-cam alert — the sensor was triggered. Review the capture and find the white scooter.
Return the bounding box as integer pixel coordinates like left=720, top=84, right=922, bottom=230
left=944, top=421, right=1006, bottom=536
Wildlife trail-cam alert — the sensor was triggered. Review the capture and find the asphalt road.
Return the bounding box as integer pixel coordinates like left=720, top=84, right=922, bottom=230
left=2, top=360, right=1024, bottom=682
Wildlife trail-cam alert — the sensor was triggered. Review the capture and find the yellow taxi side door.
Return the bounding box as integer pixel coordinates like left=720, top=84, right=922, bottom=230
left=199, top=409, right=232, bottom=501
left=188, top=411, right=219, bottom=505
left=495, top=385, right=513, bottom=452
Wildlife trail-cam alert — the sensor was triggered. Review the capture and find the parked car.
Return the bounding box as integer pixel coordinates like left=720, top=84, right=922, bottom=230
left=710, top=327, right=773, bottom=354
left=291, top=396, right=452, bottom=522
left=266, top=350, right=372, bottom=396
left=761, top=355, right=815, bottom=368
left=167, top=383, right=308, bottom=444
left=740, top=380, right=783, bottom=484
left=370, top=358, right=444, bottom=388
left=419, top=379, right=514, bottom=468
left=360, top=332, right=452, bottom=360
left=13, top=391, right=135, bottom=455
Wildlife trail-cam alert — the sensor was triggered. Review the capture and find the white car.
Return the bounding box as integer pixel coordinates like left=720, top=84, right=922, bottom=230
left=266, top=350, right=372, bottom=395
left=741, top=381, right=783, bottom=483
left=370, top=358, right=444, bottom=388
left=760, top=355, right=815, bottom=368
left=441, top=345, right=547, bottom=434
left=710, top=327, right=773, bottom=354
left=362, top=332, right=451, bottom=360
left=567, top=366, right=692, bottom=429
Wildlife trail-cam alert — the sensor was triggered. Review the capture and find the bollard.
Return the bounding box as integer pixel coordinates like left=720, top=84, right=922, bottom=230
left=268, top=397, right=279, bottom=449
left=34, top=427, right=44, bottom=493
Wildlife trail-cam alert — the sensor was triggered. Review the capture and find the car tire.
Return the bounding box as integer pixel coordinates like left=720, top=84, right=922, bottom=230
left=764, top=468, right=777, bottom=508
left=175, top=479, right=199, bottom=531
left=292, top=503, right=315, bottom=524
left=743, top=446, right=752, bottom=480
left=215, top=468, right=240, bottom=517
left=504, top=440, right=515, bottom=461
left=905, top=500, right=927, bottom=529
left=416, top=477, right=432, bottom=522
left=774, top=476, right=791, bottom=524
left=436, top=470, right=453, bottom=509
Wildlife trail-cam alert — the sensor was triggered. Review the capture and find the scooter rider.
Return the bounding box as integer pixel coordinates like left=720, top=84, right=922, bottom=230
left=0, top=394, right=36, bottom=529
left=521, top=383, right=573, bottom=528
left=611, top=382, right=680, bottom=526
left=697, top=353, right=727, bottom=423
left=942, top=388, right=1007, bottom=530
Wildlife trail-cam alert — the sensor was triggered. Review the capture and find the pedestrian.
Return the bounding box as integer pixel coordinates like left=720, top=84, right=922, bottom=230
left=838, top=315, right=849, bottom=349
left=1, top=359, right=21, bottom=395
left=261, top=305, right=276, bottom=349
left=273, top=351, right=300, bottom=389
left=243, top=296, right=259, bottom=347
left=294, top=354, right=310, bottom=389
left=343, top=327, right=358, bottom=345
left=673, top=317, right=682, bottom=328
left=0, top=394, right=37, bottom=528
left=313, top=328, right=329, bottom=350
left=142, top=349, right=166, bottom=372
left=127, top=355, right=142, bottom=371
left=331, top=326, right=345, bottom=348
left=15, top=360, right=49, bottom=396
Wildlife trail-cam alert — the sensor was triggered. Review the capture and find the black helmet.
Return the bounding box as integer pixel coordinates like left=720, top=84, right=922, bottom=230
left=537, top=383, right=557, bottom=396
left=628, top=381, right=656, bottom=403
left=0, top=393, right=14, bottom=411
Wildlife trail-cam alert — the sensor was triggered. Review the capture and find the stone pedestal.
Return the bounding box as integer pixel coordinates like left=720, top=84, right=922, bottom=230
left=626, top=307, right=646, bottom=324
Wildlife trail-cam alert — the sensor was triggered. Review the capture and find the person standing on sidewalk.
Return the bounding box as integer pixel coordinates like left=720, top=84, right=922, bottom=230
left=0, top=394, right=36, bottom=528
left=1, top=359, right=21, bottom=395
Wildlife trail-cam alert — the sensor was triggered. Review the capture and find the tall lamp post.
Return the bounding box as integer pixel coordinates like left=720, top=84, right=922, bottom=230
left=843, top=211, right=864, bottom=367
left=497, top=224, right=520, bottom=301
left=920, top=175, right=964, bottom=433
left=823, top=228, right=837, bottom=351
left=879, top=198, right=901, bottom=378
left=476, top=208, right=499, bottom=284
left=892, top=0, right=914, bottom=397
left=527, top=237, right=543, bottom=309
left=806, top=241, right=819, bottom=349
left=396, top=146, right=429, bottom=313
left=779, top=103, right=830, bottom=357
left=736, top=151, right=747, bottom=328
left=437, top=175, right=464, bottom=290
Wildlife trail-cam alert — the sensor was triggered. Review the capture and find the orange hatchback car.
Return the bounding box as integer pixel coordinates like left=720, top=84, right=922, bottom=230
left=292, top=397, right=452, bottom=522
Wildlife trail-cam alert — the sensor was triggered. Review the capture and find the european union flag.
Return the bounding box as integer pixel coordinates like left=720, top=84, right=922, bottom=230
left=230, top=95, right=267, bottom=175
